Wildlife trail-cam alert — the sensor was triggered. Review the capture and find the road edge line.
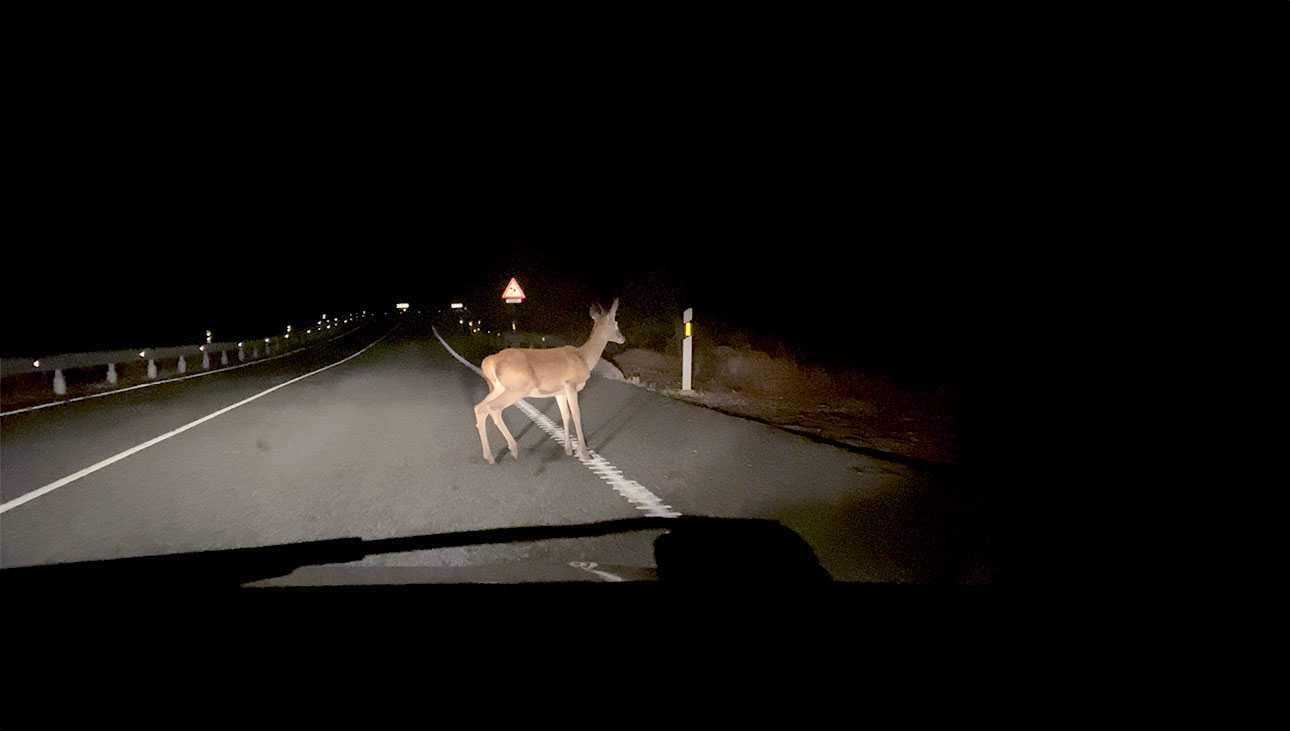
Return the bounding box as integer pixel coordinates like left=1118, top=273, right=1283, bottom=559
left=0, top=326, right=397, bottom=515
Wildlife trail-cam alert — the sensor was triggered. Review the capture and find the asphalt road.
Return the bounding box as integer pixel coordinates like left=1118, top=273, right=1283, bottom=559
left=1, top=316, right=1004, bottom=585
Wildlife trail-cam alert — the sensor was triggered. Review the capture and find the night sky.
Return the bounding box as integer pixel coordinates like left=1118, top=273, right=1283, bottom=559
left=4, top=8, right=1014, bottom=387
left=4, top=181, right=989, bottom=386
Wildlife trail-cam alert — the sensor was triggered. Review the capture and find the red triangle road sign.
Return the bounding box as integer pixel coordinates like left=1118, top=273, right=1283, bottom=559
left=502, top=277, right=526, bottom=301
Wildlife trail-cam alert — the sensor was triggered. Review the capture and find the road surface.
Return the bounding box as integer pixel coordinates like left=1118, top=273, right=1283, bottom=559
left=1, top=316, right=1003, bottom=585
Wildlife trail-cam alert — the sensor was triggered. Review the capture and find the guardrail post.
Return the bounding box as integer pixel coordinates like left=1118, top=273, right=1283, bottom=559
left=107, top=363, right=118, bottom=385
left=54, top=368, right=66, bottom=395
left=178, top=355, right=187, bottom=374
left=221, top=350, right=229, bottom=366
left=147, top=359, right=157, bottom=379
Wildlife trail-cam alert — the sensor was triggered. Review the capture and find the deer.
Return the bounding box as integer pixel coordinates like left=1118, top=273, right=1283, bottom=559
left=474, top=299, right=624, bottom=464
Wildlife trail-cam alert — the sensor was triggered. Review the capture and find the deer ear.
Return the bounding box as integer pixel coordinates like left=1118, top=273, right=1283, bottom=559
left=590, top=303, right=604, bottom=320
left=609, top=298, right=619, bottom=318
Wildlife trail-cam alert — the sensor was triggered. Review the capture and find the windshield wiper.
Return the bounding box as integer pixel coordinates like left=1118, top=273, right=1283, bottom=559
left=1, top=516, right=831, bottom=590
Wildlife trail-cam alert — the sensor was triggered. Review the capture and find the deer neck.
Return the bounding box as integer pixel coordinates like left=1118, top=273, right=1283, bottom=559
left=576, top=326, right=612, bottom=370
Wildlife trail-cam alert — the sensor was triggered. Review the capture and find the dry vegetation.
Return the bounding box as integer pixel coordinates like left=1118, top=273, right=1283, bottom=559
left=610, top=344, right=963, bottom=468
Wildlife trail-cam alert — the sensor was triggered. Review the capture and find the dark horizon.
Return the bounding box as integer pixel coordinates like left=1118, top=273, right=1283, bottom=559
left=3, top=253, right=985, bottom=393
left=3, top=182, right=994, bottom=388
left=6, top=83, right=1004, bottom=385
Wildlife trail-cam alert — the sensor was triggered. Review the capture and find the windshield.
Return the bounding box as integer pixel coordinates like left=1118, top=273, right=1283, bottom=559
left=3, top=24, right=1005, bottom=590
left=3, top=242, right=1002, bottom=589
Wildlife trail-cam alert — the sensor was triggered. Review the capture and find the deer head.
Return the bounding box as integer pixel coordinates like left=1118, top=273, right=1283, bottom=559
left=591, top=298, right=625, bottom=345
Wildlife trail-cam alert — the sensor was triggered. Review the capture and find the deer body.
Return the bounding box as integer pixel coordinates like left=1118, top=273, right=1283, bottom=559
left=474, top=299, right=623, bottom=463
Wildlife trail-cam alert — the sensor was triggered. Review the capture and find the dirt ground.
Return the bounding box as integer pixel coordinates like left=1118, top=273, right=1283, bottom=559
left=610, top=347, right=963, bottom=468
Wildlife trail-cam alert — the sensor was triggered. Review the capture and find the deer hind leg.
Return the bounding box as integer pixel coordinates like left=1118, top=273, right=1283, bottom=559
left=490, top=404, right=520, bottom=460
left=563, top=382, right=590, bottom=460
left=474, top=391, right=499, bottom=464
left=476, top=388, right=524, bottom=463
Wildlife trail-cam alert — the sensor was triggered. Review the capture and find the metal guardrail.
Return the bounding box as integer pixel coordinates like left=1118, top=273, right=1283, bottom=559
left=1, top=316, right=372, bottom=396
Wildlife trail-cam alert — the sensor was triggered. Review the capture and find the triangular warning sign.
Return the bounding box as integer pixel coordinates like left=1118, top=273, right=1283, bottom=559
left=501, top=277, right=526, bottom=301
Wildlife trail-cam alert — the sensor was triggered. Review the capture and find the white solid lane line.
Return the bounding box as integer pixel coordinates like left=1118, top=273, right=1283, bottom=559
left=0, top=328, right=395, bottom=515
left=0, top=326, right=368, bottom=418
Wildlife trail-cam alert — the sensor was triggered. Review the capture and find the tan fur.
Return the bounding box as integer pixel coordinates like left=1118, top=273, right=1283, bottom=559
left=474, top=299, right=623, bottom=463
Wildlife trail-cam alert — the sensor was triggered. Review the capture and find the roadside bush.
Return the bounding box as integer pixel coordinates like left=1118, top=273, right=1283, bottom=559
left=623, top=316, right=678, bottom=355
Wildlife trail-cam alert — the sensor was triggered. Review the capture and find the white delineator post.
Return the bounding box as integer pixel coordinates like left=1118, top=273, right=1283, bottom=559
left=682, top=307, right=693, bottom=392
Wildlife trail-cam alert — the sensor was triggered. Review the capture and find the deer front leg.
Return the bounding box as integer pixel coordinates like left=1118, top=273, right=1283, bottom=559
left=563, top=382, right=590, bottom=460
left=554, top=394, right=574, bottom=456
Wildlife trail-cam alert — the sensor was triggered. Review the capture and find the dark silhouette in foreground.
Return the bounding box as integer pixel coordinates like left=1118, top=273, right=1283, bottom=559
left=2, top=516, right=832, bottom=590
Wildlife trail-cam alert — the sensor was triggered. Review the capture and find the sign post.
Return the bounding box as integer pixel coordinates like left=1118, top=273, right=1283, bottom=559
left=502, top=277, right=526, bottom=333
left=682, top=307, right=693, bottom=392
